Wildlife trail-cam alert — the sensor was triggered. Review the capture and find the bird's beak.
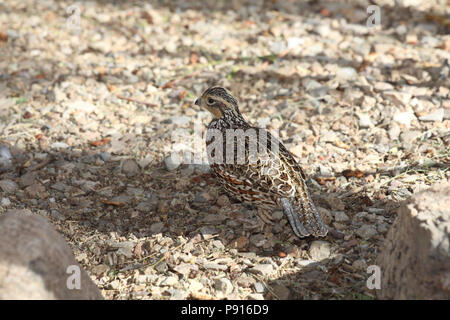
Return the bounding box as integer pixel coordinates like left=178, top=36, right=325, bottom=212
left=194, top=98, right=201, bottom=106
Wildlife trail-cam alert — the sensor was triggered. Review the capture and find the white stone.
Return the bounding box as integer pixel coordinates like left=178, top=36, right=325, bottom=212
left=393, top=111, right=416, bottom=127
left=418, top=108, right=444, bottom=122
left=309, top=241, right=331, bottom=261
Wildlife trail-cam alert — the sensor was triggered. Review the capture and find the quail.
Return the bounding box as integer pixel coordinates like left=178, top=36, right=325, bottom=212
left=194, top=86, right=328, bottom=238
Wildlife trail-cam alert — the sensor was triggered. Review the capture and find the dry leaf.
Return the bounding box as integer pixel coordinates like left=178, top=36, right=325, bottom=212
left=316, top=177, right=336, bottom=185
left=142, top=11, right=153, bottom=24
left=101, top=199, right=125, bottom=207
left=34, top=73, right=46, bottom=80
left=0, top=32, right=7, bottom=42
left=91, top=138, right=111, bottom=147
left=342, top=169, right=364, bottom=179
left=189, top=52, right=198, bottom=64
left=162, top=80, right=175, bottom=89
left=320, top=8, right=331, bottom=17
left=333, top=139, right=350, bottom=150
left=360, top=195, right=373, bottom=206
left=178, top=89, right=187, bottom=100
left=23, top=111, right=33, bottom=119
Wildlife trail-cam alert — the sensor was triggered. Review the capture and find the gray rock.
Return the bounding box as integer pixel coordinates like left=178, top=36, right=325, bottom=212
left=155, top=262, right=168, bottom=273
left=352, top=259, right=367, bottom=270
left=272, top=283, right=290, bottom=300
left=214, top=278, right=233, bottom=295
left=333, top=211, right=349, bottom=222
left=0, top=210, right=103, bottom=299
left=367, top=207, right=385, bottom=214
left=50, top=142, right=69, bottom=149
left=173, top=263, right=198, bottom=275
left=200, top=226, right=218, bottom=240
left=97, top=152, right=111, bottom=162
left=393, top=112, right=416, bottom=127
left=91, top=264, right=109, bottom=276
left=165, top=41, right=178, bottom=54
left=270, top=40, right=287, bottom=54
left=421, top=36, right=440, bottom=47
left=400, top=130, right=422, bottom=144
left=6, top=30, right=19, bottom=39
left=204, top=213, right=226, bottom=224
left=136, top=274, right=158, bottom=284
left=356, top=224, right=378, bottom=239
left=25, top=183, right=46, bottom=197
left=309, top=241, right=331, bottom=261
left=377, top=223, right=389, bottom=234
left=418, top=108, right=444, bottom=122
left=374, top=82, right=394, bottom=91
left=216, top=195, right=230, bottom=207
left=1, top=198, right=11, bottom=206
left=272, top=210, right=284, bottom=221
left=189, top=279, right=204, bottom=292
left=194, top=191, right=215, bottom=204
left=168, top=289, right=188, bottom=300
left=169, top=116, right=191, bottom=126
left=164, top=155, right=181, bottom=171
left=160, top=276, right=178, bottom=286
left=377, top=180, right=450, bottom=299
left=444, top=108, right=450, bottom=120
left=0, top=145, right=12, bottom=173
left=296, top=259, right=316, bottom=267
left=18, top=172, right=36, bottom=188
left=121, top=159, right=139, bottom=177
left=247, top=293, right=265, bottom=300
left=253, top=282, right=266, bottom=293
left=51, top=182, right=70, bottom=192
left=358, top=113, right=373, bottom=128
left=50, top=209, right=66, bottom=221
left=109, top=280, right=120, bottom=290
left=136, top=201, right=156, bottom=212
left=0, top=180, right=18, bottom=193
left=388, top=125, right=401, bottom=140
left=319, top=164, right=332, bottom=177
left=249, top=234, right=266, bottom=247
left=336, top=67, right=358, bottom=81
left=150, top=222, right=165, bottom=234
left=323, top=196, right=345, bottom=211
left=203, top=263, right=228, bottom=271
left=249, top=264, right=274, bottom=276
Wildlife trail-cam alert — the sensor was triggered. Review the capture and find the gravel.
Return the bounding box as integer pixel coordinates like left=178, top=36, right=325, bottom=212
left=1, top=0, right=448, bottom=301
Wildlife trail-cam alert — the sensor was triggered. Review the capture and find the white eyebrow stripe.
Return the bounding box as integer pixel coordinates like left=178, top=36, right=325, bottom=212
left=211, top=96, right=233, bottom=107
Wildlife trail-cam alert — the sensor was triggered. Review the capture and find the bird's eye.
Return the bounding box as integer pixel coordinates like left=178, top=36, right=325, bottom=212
left=207, top=98, right=215, bottom=105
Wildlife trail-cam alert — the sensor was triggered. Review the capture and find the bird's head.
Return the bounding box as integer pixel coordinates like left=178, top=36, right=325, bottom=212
left=194, top=86, right=241, bottom=119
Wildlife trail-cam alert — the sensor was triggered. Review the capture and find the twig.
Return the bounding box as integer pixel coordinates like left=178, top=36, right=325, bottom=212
left=255, top=275, right=280, bottom=300
left=161, top=69, right=202, bottom=89
left=25, top=155, right=54, bottom=173
left=116, top=94, right=157, bottom=107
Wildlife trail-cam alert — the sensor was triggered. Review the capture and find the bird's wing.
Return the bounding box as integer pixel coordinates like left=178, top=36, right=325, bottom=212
left=212, top=128, right=306, bottom=203
left=215, top=128, right=327, bottom=237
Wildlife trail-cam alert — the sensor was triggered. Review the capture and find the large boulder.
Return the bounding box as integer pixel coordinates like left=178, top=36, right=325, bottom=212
left=376, top=179, right=450, bottom=299
left=0, top=209, right=103, bottom=299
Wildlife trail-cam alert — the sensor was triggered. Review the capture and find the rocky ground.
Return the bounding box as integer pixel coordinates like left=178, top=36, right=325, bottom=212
left=0, top=0, right=449, bottom=300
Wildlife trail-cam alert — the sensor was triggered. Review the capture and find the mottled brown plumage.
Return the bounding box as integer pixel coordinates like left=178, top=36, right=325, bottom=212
left=195, top=86, right=327, bottom=238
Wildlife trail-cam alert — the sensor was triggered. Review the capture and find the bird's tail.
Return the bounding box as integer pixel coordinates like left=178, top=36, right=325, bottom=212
left=280, top=197, right=328, bottom=238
